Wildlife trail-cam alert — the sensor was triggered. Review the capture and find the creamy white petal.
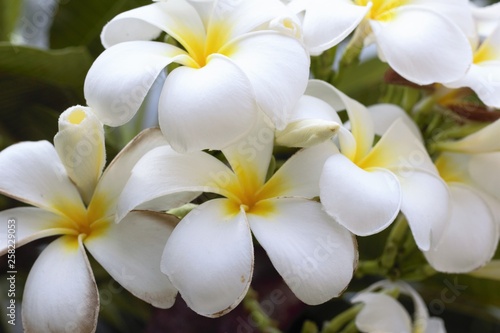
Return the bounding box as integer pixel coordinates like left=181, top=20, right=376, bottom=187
left=222, top=112, right=274, bottom=187
left=0, top=141, right=86, bottom=218
left=161, top=199, right=253, bottom=317
left=352, top=293, right=412, bottom=333
left=370, top=6, right=472, bottom=84
left=289, top=93, right=343, bottom=124
left=224, top=31, right=309, bottom=129
left=159, top=54, right=258, bottom=152
left=359, top=118, right=437, bottom=174
left=469, top=153, right=500, bottom=201
left=22, top=236, right=98, bottom=333
left=0, top=207, right=70, bottom=255
left=264, top=140, right=339, bottom=198
left=248, top=198, right=356, bottom=305
left=426, top=318, right=447, bottom=333
left=472, top=2, right=500, bottom=37
left=398, top=170, right=450, bottom=251
left=424, top=185, right=498, bottom=273
left=436, top=118, right=500, bottom=153
left=84, top=211, right=178, bottom=308
left=54, top=106, right=105, bottom=205
left=84, top=41, right=191, bottom=127
left=445, top=63, right=500, bottom=108
left=90, top=128, right=169, bottom=219
left=304, top=80, right=347, bottom=112
left=288, top=0, right=368, bottom=54
left=320, top=154, right=401, bottom=236
left=117, top=146, right=235, bottom=221
left=367, top=103, right=423, bottom=141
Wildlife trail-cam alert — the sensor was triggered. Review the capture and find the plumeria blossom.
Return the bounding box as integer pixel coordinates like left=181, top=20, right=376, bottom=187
left=116, top=114, right=357, bottom=317
left=352, top=280, right=446, bottom=333
left=444, top=22, right=500, bottom=108
left=0, top=106, right=179, bottom=332
left=287, top=80, right=449, bottom=251
left=287, top=0, right=473, bottom=84
left=84, top=0, right=309, bottom=152
left=423, top=119, right=500, bottom=273
left=470, top=1, right=500, bottom=37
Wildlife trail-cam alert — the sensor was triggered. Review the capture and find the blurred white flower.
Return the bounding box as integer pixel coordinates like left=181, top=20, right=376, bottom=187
left=352, top=280, right=446, bottom=333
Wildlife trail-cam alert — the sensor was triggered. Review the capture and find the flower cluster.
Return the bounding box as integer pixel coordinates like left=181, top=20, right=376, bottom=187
left=1, top=0, right=500, bottom=332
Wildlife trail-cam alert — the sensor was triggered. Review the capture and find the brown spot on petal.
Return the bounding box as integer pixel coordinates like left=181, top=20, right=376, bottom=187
left=384, top=68, right=434, bottom=91
left=447, top=103, right=500, bottom=122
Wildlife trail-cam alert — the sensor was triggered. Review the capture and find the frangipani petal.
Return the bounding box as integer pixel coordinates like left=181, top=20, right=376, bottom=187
left=161, top=199, right=253, bottom=317
left=54, top=106, right=105, bottom=205
left=159, top=54, right=258, bottom=152
left=264, top=140, right=339, bottom=198
left=0, top=141, right=86, bottom=218
left=398, top=170, right=450, bottom=251
left=320, top=154, right=401, bottom=236
left=359, top=119, right=436, bottom=174
left=0, top=208, right=70, bottom=255
left=436, top=118, right=500, bottom=153
left=84, top=211, right=178, bottom=308
left=352, top=293, right=412, bottom=333
left=90, top=128, right=169, bottom=220
left=367, top=103, right=423, bottom=141
left=248, top=198, right=356, bottom=304
left=22, top=236, right=98, bottom=333
left=222, top=112, right=274, bottom=187
left=472, top=2, right=500, bottom=37
left=84, top=41, right=191, bottom=127
left=225, top=31, right=309, bottom=129
left=469, top=152, right=500, bottom=200
left=101, top=0, right=205, bottom=53
left=370, top=6, right=472, bottom=84
left=424, top=185, right=498, bottom=273
left=288, top=0, right=369, bottom=55
left=117, top=146, right=234, bottom=221
left=445, top=63, right=500, bottom=108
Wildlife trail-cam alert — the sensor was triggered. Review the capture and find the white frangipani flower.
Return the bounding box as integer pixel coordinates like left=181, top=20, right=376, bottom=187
left=288, top=0, right=473, bottom=84
left=84, top=0, right=309, bottom=152
left=445, top=23, right=500, bottom=108
left=117, top=114, right=357, bottom=317
left=352, top=280, right=446, bottom=333
left=307, top=80, right=449, bottom=251
left=0, top=106, right=179, bottom=332
left=423, top=119, right=500, bottom=273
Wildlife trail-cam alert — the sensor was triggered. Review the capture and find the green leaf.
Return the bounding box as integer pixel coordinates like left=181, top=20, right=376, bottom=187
left=0, top=43, right=92, bottom=142
left=49, top=0, right=150, bottom=55
left=0, top=0, right=23, bottom=41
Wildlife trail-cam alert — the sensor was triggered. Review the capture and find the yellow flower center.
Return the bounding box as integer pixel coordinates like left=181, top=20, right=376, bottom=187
left=177, top=20, right=234, bottom=68
left=473, top=42, right=498, bottom=64
left=220, top=160, right=286, bottom=217
left=355, top=0, right=408, bottom=21
left=55, top=195, right=110, bottom=246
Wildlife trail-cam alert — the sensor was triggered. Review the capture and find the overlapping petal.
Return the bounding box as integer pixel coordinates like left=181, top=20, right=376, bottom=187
left=287, top=0, right=369, bottom=55
left=0, top=208, right=70, bottom=255
left=367, top=103, right=422, bottom=141
left=248, top=198, right=356, bottom=304
left=101, top=0, right=205, bottom=52
left=469, top=152, right=500, bottom=200
left=161, top=199, right=253, bottom=317
left=224, top=31, right=309, bottom=129
left=320, top=153, right=401, bottom=236
left=22, top=236, right=99, bottom=333
left=398, top=170, right=450, bottom=251
left=436, top=118, right=500, bottom=153
left=117, top=145, right=235, bottom=221
left=89, top=128, right=169, bottom=219
left=264, top=140, right=339, bottom=198
left=424, top=185, right=498, bottom=273
left=84, top=211, right=178, bottom=308
left=84, top=41, right=192, bottom=127
left=0, top=141, right=86, bottom=219
left=370, top=6, right=472, bottom=84
left=159, top=54, right=258, bottom=152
